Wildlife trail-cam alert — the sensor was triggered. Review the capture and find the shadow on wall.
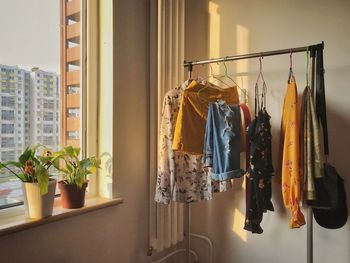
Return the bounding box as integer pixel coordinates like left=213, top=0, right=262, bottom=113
left=327, top=103, right=350, bottom=216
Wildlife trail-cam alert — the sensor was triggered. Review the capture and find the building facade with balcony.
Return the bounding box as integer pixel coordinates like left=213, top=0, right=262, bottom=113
left=0, top=64, right=30, bottom=162
left=29, top=68, right=60, bottom=151
left=0, top=65, right=60, bottom=206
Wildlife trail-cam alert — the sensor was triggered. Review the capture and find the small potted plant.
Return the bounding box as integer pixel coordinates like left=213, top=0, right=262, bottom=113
left=51, top=146, right=100, bottom=209
left=0, top=145, right=57, bottom=219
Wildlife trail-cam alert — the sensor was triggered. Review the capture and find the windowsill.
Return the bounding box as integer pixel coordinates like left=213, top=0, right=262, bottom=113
left=0, top=196, right=123, bottom=237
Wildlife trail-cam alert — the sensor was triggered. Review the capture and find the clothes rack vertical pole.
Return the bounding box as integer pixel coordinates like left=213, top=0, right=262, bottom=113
left=307, top=48, right=316, bottom=263
left=307, top=208, right=313, bottom=263
left=185, top=64, right=193, bottom=263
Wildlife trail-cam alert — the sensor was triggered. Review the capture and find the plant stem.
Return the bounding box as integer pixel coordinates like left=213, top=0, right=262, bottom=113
left=0, top=165, right=24, bottom=182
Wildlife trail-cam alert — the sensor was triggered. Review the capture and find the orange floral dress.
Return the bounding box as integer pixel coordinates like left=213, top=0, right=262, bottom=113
left=280, top=79, right=306, bottom=228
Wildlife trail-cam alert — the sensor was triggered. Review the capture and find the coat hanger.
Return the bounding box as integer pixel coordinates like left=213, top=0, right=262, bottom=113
left=254, top=57, right=267, bottom=113
left=196, top=64, right=215, bottom=103
left=255, top=56, right=266, bottom=87
left=201, top=63, right=225, bottom=88
left=288, top=49, right=296, bottom=83
left=203, top=60, right=249, bottom=99
left=219, top=59, right=249, bottom=100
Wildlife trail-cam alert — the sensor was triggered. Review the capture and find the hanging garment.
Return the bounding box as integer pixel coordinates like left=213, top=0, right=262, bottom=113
left=314, top=44, right=329, bottom=155
left=301, top=86, right=324, bottom=201
left=279, top=78, right=305, bottom=228
left=244, top=109, right=275, bottom=234
left=155, top=80, right=233, bottom=204
left=172, top=80, right=239, bottom=155
left=203, top=100, right=244, bottom=181
left=244, top=83, right=274, bottom=234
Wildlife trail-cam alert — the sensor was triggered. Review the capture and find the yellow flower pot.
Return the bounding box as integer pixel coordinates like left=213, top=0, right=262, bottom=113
left=22, top=179, right=57, bottom=219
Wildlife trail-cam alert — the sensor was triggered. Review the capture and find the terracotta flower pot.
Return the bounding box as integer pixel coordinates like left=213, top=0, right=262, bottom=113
left=22, top=179, right=57, bottom=219
left=58, top=181, right=88, bottom=209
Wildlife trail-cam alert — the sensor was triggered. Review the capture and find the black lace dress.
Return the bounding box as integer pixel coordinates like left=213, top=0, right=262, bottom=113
left=244, top=82, right=275, bottom=234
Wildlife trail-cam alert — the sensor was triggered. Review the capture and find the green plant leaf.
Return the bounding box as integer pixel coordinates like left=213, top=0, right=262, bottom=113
left=75, top=169, right=85, bottom=188
left=32, top=144, right=42, bottom=157
left=17, top=173, right=27, bottom=182
left=37, top=156, right=51, bottom=165
left=51, top=158, right=68, bottom=174
left=19, top=147, right=31, bottom=165
left=35, top=164, right=49, bottom=195
left=2, top=161, right=22, bottom=168
left=64, top=146, right=76, bottom=157
left=51, top=151, right=63, bottom=159
left=66, top=162, right=74, bottom=173
left=80, top=158, right=91, bottom=169
left=73, top=147, right=81, bottom=157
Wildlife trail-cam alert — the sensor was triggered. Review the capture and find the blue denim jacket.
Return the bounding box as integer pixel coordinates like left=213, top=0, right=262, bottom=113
left=203, top=100, right=244, bottom=181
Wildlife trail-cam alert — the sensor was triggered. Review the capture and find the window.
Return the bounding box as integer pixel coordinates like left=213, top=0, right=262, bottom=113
left=68, top=108, right=79, bottom=118
left=0, top=2, right=58, bottom=209
left=1, top=96, right=15, bottom=107
left=1, top=151, right=16, bottom=162
left=43, top=136, right=56, bottom=146
left=1, top=138, right=15, bottom=148
left=43, top=124, right=53, bottom=134
left=1, top=124, right=15, bottom=134
left=0, top=0, right=88, bottom=210
left=43, top=99, right=54, bottom=109
left=1, top=110, right=15, bottom=121
left=67, top=131, right=79, bottom=140
left=43, top=112, right=54, bottom=121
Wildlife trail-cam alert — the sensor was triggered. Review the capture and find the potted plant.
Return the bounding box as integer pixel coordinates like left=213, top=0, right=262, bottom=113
left=51, top=146, right=100, bottom=209
left=0, top=145, right=57, bottom=219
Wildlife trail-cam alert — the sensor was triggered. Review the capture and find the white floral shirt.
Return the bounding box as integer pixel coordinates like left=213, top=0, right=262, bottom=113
left=155, top=80, right=232, bottom=204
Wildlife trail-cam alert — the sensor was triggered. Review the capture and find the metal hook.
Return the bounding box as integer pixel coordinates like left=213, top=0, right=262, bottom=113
left=259, top=56, right=263, bottom=73
left=288, top=49, right=295, bottom=83
left=306, top=48, right=310, bottom=86
left=223, top=60, right=228, bottom=76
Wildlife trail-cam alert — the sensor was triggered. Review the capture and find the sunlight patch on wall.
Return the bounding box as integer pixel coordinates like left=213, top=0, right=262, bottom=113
left=209, top=1, right=220, bottom=74
left=236, top=24, right=249, bottom=103
left=232, top=208, right=247, bottom=242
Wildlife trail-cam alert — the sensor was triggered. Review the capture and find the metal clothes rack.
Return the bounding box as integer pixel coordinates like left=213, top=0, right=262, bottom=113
left=183, top=42, right=324, bottom=263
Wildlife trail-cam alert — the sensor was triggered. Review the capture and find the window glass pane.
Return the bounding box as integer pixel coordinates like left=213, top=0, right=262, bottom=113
left=0, top=0, right=61, bottom=208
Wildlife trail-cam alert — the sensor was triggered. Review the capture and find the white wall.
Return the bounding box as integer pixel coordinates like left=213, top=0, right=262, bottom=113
left=0, top=0, right=151, bottom=262
left=185, top=1, right=350, bottom=263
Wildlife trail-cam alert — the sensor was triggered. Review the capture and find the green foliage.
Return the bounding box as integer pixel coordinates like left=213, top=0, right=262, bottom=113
left=50, top=146, right=100, bottom=189
left=35, top=164, right=49, bottom=195
left=0, top=144, right=53, bottom=195
left=19, top=147, right=32, bottom=166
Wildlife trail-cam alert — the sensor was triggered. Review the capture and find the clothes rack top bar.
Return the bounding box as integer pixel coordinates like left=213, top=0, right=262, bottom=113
left=184, top=42, right=323, bottom=68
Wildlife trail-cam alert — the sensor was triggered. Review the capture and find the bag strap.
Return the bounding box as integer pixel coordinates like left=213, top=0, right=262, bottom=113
left=314, top=43, right=329, bottom=155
